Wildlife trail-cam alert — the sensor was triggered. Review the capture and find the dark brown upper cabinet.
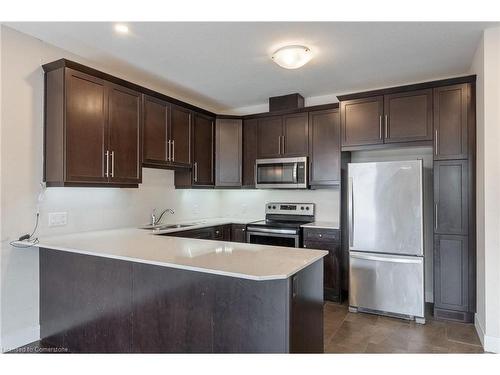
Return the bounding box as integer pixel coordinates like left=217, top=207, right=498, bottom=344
left=142, top=95, right=169, bottom=167
left=433, top=84, right=470, bottom=160
left=283, top=113, right=309, bottom=156
left=257, top=114, right=308, bottom=158
left=341, top=96, right=384, bottom=147
left=242, top=119, right=258, bottom=187
left=308, top=109, right=341, bottom=187
left=384, top=89, right=433, bottom=143
left=215, top=119, right=242, bottom=187
left=170, top=105, right=192, bottom=167
left=257, top=116, right=283, bottom=158
left=44, top=67, right=141, bottom=187
left=434, top=160, right=469, bottom=235
left=192, top=113, right=215, bottom=186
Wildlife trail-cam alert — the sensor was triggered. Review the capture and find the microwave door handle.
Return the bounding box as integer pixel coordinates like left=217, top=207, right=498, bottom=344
left=293, top=162, right=298, bottom=183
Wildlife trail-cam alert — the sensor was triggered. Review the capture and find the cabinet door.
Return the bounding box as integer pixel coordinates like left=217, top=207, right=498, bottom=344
left=215, top=119, right=242, bottom=187
left=434, top=84, right=469, bottom=160
left=231, top=224, right=247, bottom=243
left=340, top=96, right=384, bottom=147
left=192, top=113, right=214, bottom=186
left=108, top=83, right=142, bottom=184
left=308, top=109, right=341, bottom=186
left=434, top=160, right=468, bottom=235
left=303, top=240, right=342, bottom=302
left=257, top=116, right=283, bottom=158
left=143, top=95, right=169, bottom=166
left=434, top=235, right=469, bottom=312
left=242, top=119, right=258, bottom=187
left=282, top=113, right=308, bottom=156
left=65, top=69, right=108, bottom=183
left=170, top=105, right=191, bottom=166
left=384, top=89, right=433, bottom=143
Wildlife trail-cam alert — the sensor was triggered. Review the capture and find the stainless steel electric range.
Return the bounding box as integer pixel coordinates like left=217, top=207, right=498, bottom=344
left=246, top=203, right=315, bottom=248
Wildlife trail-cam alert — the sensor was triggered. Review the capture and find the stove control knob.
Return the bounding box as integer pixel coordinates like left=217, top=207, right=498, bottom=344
left=268, top=205, right=271, bottom=209
left=306, top=206, right=310, bottom=211
left=272, top=205, right=276, bottom=209
left=300, top=206, right=304, bottom=210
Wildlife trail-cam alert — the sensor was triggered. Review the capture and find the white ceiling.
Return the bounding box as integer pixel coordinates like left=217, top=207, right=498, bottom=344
left=6, top=22, right=495, bottom=113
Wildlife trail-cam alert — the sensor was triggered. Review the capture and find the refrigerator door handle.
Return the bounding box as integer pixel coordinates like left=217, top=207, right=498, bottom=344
left=348, top=176, right=354, bottom=248
left=350, top=253, right=423, bottom=264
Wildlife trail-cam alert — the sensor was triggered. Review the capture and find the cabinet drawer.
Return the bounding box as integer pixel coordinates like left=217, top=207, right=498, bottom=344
left=303, top=228, right=340, bottom=243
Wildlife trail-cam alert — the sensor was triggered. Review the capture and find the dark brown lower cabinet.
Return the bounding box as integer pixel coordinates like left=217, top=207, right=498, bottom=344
left=164, top=225, right=231, bottom=241
left=231, top=224, right=247, bottom=243
left=303, top=228, right=342, bottom=303
left=433, top=234, right=473, bottom=322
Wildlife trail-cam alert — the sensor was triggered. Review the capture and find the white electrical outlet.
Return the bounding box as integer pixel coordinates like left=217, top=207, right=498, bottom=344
left=48, top=212, right=67, bottom=227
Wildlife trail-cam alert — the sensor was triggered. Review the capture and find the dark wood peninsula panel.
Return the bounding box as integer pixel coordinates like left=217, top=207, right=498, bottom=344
left=39, top=248, right=324, bottom=353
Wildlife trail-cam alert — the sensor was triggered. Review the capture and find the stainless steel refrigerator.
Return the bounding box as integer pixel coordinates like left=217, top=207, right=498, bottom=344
left=348, top=160, right=425, bottom=323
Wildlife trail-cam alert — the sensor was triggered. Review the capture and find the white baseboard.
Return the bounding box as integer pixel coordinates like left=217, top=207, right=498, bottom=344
left=475, top=313, right=500, bottom=353
left=1, top=324, right=40, bottom=353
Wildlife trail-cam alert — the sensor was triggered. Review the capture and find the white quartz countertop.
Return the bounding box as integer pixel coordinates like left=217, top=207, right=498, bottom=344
left=301, top=221, right=340, bottom=230
left=27, top=226, right=327, bottom=281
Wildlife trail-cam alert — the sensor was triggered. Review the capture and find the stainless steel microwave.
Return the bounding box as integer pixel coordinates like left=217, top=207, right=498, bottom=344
left=255, top=157, right=307, bottom=189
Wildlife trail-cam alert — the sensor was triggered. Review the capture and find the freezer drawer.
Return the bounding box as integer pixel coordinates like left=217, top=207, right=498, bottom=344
left=349, top=251, right=424, bottom=318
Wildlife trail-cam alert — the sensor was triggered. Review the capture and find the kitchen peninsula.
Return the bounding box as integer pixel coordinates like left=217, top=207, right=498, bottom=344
left=33, top=227, right=326, bottom=353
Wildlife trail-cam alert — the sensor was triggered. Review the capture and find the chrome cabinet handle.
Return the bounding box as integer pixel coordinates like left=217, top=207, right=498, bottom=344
left=172, top=140, right=175, bottom=162
left=105, top=150, right=109, bottom=178
left=167, top=140, right=171, bottom=161
left=435, top=130, right=438, bottom=155
left=384, top=115, right=388, bottom=138
left=281, top=135, right=285, bottom=155
left=278, top=137, right=281, bottom=154
left=434, top=203, right=438, bottom=230
left=111, top=151, right=115, bottom=178
left=379, top=116, right=383, bottom=139
left=193, top=161, right=198, bottom=182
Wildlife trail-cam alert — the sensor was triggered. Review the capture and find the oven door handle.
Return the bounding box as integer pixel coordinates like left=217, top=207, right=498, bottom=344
left=246, top=227, right=298, bottom=235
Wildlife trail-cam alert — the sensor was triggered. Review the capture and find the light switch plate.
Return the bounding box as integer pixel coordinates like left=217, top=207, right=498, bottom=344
left=48, top=212, right=67, bottom=227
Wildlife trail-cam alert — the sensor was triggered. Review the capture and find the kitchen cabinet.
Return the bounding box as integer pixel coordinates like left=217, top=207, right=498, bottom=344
left=242, top=119, right=258, bottom=187
left=340, top=96, right=384, bottom=147
left=231, top=224, right=247, bottom=243
left=44, top=66, right=141, bottom=187
left=170, top=105, right=192, bottom=167
left=303, top=228, right=342, bottom=303
left=283, top=113, right=309, bottom=156
left=341, top=90, right=433, bottom=147
left=434, top=235, right=470, bottom=315
left=257, top=114, right=308, bottom=158
left=215, top=119, right=242, bottom=187
left=143, top=95, right=169, bottom=167
left=257, top=116, right=283, bottom=158
left=384, top=89, right=433, bottom=143
left=308, top=109, right=341, bottom=186
left=434, top=160, right=468, bottom=235
left=165, top=225, right=231, bottom=241
left=433, top=84, right=470, bottom=160
left=192, top=113, right=215, bottom=186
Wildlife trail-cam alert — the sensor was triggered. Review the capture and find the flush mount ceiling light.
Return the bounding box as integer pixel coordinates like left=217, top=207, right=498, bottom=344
left=271, top=45, right=312, bottom=69
left=114, top=24, right=129, bottom=34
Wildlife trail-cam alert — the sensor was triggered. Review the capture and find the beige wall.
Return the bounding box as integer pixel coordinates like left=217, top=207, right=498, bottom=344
left=0, top=26, right=339, bottom=351
left=470, top=26, right=500, bottom=353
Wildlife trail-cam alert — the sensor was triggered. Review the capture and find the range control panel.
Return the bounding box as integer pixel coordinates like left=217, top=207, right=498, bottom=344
left=265, top=202, right=315, bottom=216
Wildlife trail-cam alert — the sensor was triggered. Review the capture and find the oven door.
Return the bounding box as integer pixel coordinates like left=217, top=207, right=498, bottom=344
left=246, top=227, right=300, bottom=248
left=255, top=157, right=307, bottom=189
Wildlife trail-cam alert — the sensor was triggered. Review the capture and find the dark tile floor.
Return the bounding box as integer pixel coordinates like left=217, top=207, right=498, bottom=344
left=324, top=302, right=483, bottom=353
